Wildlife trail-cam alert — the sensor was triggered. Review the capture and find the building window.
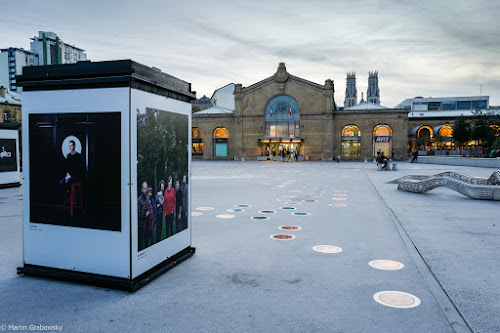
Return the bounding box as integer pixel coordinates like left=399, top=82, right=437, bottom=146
left=265, top=95, right=300, bottom=138
left=3, top=111, right=9, bottom=122
left=213, top=127, right=229, bottom=157
left=373, top=124, right=393, bottom=157
left=192, top=127, right=204, bottom=155
left=341, top=125, right=361, bottom=157
left=457, top=101, right=471, bottom=110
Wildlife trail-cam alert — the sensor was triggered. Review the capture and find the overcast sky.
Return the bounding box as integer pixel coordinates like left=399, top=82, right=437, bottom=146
left=3, top=0, right=500, bottom=107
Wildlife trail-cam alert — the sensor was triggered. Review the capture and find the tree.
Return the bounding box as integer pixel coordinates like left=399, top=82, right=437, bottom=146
left=452, top=115, right=470, bottom=152
left=471, top=110, right=496, bottom=155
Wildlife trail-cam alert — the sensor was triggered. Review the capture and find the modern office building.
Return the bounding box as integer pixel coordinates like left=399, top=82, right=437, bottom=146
left=30, top=31, right=87, bottom=66
left=0, top=48, right=39, bottom=92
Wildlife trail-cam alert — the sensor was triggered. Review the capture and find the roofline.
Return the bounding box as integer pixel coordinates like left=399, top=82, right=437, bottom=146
left=210, top=82, right=235, bottom=100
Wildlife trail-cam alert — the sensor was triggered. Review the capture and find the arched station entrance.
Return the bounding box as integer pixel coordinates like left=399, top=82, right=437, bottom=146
left=341, top=125, right=361, bottom=157
left=213, top=127, right=229, bottom=157
left=373, top=124, right=393, bottom=157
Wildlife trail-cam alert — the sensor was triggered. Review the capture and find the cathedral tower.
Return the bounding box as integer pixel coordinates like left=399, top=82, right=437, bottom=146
left=344, top=72, right=357, bottom=108
left=367, top=71, right=380, bottom=105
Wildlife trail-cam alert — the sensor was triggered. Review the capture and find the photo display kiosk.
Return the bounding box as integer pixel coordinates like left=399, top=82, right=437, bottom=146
left=0, top=123, right=21, bottom=188
left=17, top=60, right=196, bottom=291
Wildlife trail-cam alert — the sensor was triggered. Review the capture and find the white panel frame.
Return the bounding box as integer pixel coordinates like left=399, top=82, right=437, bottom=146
left=22, top=87, right=131, bottom=278
left=131, top=88, right=191, bottom=279
left=0, top=128, right=21, bottom=186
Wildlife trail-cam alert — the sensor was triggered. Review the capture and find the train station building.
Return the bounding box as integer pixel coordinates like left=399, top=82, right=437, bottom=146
left=192, top=63, right=409, bottom=161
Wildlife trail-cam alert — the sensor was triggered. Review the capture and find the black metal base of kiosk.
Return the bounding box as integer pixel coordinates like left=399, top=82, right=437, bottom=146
left=0, top=182, right=21, bottom=189
left=17, top=247, right=195, bottom=292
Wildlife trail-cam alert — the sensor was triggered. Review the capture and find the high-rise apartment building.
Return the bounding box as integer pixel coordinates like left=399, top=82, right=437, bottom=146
left=30, top=31, right=87, bottom=66
left=0, top=48, right=39, bottom=92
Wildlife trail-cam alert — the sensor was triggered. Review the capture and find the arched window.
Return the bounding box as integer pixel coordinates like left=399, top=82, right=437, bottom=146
left=341, top=125, right=361, bottom=157
left=265, top=95, right=300, bottom=138
left=373, top=124, right=392, bottom=157
left=213, top=127, right=229, bottom=157
left=192, top=127, right=203, bottom=155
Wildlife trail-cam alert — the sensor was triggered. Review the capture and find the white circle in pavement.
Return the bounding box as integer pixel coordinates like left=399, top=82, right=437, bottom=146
left=313, top=245, right=343, bottom=253
left=373, top=291, right=421, bottom=308
left=303, top=199, right=317, bottom=203
left=286, top=202, right=301, bottom=205
left=276, top=198, right=290, bottom=202
left=191, top=212, right=202, bottom=216
left=216, top=214, right=235, bottom=219
left=329, top=203, right=347, bottom=207
left=281, top=195, right=295, bottom=198
left=196, top=207, right=214, bottom=211
left=369, top=260, right=405, bottom=271
left=333, top=194, right=347, bottom=197
left=336, top=190, right=348, bottom=193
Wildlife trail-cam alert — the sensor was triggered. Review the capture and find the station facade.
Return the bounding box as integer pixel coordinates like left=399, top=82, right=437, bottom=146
left=192, top=63, right=409, bottom=161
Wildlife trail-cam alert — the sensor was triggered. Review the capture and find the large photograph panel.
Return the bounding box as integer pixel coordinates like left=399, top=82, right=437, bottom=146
left=0, top=139, right=17, bottom=173
left=29, top=113, right=121, bottom=231
left=137, top=108, right=189, bottom=251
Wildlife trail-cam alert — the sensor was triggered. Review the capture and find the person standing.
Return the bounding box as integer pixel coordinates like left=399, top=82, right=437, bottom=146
left=155, top=180, right=165, bottom=242
left=175, top=178, right=182, bottom=233
left=181, top=174, right=189, bottom=231
left=138, top=181, right=150, bottom=251
left=147, top=187, right=156, bottom=247
left=163, top=176, right=176, bottom=238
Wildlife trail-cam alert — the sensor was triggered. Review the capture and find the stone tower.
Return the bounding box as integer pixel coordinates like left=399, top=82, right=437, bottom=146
left=344, top=72, right=357, bottom=108
left=367, top=71, right=380, bottom=105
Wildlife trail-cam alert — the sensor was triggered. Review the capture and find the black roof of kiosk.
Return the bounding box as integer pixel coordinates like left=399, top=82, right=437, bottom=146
left=17, top=60, right=196, bottom=102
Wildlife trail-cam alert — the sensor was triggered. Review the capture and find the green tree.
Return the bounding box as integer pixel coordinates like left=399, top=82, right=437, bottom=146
left=452, top=116, right=470, bottom=152
left=471, top=110, right=496, bottom=155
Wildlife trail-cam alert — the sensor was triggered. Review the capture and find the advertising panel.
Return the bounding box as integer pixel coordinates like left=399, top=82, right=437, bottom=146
left=131, top=89, right=191, bottom=279
left=136, top=108, right=189, bottom=251
left=29, top=113, right=121, bottom=231
left=0, top=139, right=17, bottom=173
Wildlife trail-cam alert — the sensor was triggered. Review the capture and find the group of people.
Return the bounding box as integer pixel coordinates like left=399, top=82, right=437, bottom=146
left=138, top=174, right=188, bottom=251
left=265, top=146, right=300, bottom=162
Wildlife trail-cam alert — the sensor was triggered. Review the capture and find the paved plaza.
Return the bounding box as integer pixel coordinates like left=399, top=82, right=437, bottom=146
left=1, top=161, right=498, bottom=333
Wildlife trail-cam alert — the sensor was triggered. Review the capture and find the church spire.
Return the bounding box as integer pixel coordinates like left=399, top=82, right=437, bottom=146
left=367, top=71, right=380, bottom=105
left=344, top=72, right=357, bottom=108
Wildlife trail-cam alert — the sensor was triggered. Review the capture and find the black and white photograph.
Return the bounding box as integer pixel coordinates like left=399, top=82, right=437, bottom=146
left=0, top=139, right=17, bottom=173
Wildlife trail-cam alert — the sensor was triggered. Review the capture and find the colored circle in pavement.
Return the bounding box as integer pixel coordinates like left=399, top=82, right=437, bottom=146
left=313, top=245, right=343, bottom=253
left=216, top=214, right=235, bottom=219
left=280, top=206, right=297, bottom=210
left=270, top=234, right=295, bottom=240
left=292, top=212, right=310, bottom=216
left=304, top=199, right=317, bottom=203
left=236, top=204, right=251, bottom=208
left=373, top=291, right=421, bottom=309
left=227, top=208, right=244, bottom=212
left=332, top=198, right=347, bottom=201
left=279, top=225, right=301, bottom=231
left=259, top=210, right=277, bottom=214
left=251, top=216, right=270, bottom=220
left=368, top=260, right=405, bottom=271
